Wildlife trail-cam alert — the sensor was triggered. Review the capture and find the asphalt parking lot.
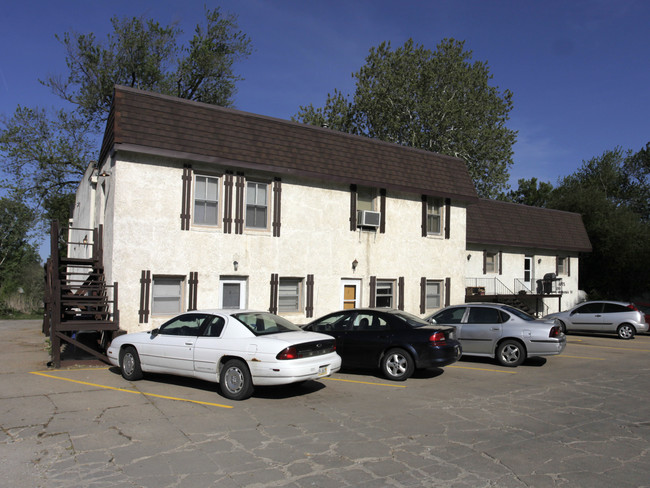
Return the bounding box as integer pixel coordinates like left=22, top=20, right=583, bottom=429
left=2, top=319, right=649, bottom=488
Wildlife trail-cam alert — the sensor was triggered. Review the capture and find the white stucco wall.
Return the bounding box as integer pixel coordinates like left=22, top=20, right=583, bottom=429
left=465, top=245, right=583, bottom=314
left=88, top=152, right=468, bottom=332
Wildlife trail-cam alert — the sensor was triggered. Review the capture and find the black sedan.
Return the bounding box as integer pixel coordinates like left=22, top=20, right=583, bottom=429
left=303, top=308, right=462, bottom=381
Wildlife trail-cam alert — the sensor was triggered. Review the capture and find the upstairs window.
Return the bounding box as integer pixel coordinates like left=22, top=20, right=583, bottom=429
left=426, top=197, right=442, bottom=235
left=557, top=256, right=569, bottom=275
left=485, top=252, right=498, bottom=274
left=246, top=181, right=268, bottom=229
left=194, top=175, right=219, bottom=226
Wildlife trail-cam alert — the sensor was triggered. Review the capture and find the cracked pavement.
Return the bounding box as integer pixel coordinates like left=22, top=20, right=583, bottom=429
left=1, top=319, right=649, bottom=487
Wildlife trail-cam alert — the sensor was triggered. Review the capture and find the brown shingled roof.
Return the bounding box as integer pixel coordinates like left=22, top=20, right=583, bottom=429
left=99, top=86, right=479, bottom=202
left=467, top=199, right=592, bottom=253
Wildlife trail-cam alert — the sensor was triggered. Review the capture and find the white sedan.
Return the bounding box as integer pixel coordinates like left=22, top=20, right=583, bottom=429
left=107, top=310, right=341, bottom=400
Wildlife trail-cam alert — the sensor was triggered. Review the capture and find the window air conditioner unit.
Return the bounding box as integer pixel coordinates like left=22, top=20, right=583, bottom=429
left=357, top=210, right=381, bottom=227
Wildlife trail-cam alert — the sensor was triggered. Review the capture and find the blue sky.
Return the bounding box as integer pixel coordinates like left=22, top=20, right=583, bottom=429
left=1, top=0, right=648, bottom=188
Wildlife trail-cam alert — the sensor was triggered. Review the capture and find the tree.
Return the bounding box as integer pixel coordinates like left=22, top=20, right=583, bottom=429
left=294, top=38, right=517, bottom=198
left=548, top=148, right=650, bottom=299
left=499, top=177, right=554, bottom=207
left=41, top=7, right=252, bottom=129
left=1, top=7, right=252, bottom=224
left=0, top=107, right=93, bottom=223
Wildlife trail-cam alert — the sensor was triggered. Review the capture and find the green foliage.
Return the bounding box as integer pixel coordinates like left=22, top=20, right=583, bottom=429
left=41, top=7, right=252, bottom=128
left=294, top=38, right=517, bottom=198
left=498, top=177, right=554, bottom=207
left=0, top=196, right=43, bottom=315
left=0, top=107, right=91, bottom=224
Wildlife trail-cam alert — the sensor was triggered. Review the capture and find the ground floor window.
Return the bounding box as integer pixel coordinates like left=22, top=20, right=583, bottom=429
left=152, top=277, right=183, bottom=315
left=375, top=280, right=395, bottom=308
left=279, top=278, right=302, bottom=312
left=426, top=280, right=442, bottom=309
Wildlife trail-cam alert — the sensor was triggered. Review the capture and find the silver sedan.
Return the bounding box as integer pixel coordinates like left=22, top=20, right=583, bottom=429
left=426, top=303, right=566, bottom=367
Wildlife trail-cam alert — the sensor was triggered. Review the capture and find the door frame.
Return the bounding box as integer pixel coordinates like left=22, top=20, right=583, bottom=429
left=341, top=279, right=361, bottom=309
left=219, top=276, right=247, bottom=309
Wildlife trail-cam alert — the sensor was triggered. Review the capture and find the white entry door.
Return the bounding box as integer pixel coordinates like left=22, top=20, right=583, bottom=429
left=341, top=279, right=361, bottom=309
left=524, top=256, right=533, bottom=291
left=220, top=277, right=247, bottom=309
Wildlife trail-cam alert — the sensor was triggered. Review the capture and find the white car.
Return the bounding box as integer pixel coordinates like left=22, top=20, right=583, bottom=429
left=107, top=310, right=341, bottom=400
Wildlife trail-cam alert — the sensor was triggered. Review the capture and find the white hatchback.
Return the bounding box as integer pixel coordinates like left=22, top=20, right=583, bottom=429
left=107, top=310, right=341, bottom=400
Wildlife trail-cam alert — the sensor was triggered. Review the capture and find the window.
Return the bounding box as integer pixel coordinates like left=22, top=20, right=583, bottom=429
left=375, top=280, right=394, bottom=307
left=193, top=175, right=219, bottom=225
left=426, top=280, right=442, bottom=309
left=357, top=187, right=376, bottom=211
left=152, top=277, right=183, bottom=315
left=467, top=307, right=506, bottom=324
left=433, top=307, right=466, bottom=324
left=158, top=313, right=206, bottom=335
left=557, top=257, right=569, bottom=275
left=246, top=181, right=268, bottom=229
left=485, top=252, right=498, bottom=273
left=279, top=278, right=302, bottom=312
left=426, top=197, right=442, bottom=235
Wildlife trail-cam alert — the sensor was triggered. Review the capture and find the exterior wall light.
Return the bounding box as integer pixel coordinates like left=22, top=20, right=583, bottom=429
left=352, top=259, right=358, bottom=270
left=233, top=261, right=239, bottom=271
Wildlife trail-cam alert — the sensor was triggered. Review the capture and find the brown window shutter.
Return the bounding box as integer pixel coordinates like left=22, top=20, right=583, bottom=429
left=398, top=276, right=404, bottom=310
left=499, top=251, right=503, bottom=275
left=272, top=178, right=282, bottom=237
left=568, top=257, right=571, bottom=277
left=421, top=196, right=428, bottom=237
left=188, top=272, right=198, bottom=311
left=444, top=198, right=451, bottom=239
left=369, top=275, right=376, bottom=307
left=380, top=189, right=387, bottom=234
left=235, top=173, right=245, bottom=234
left=139, top=270, right=151, bottom=324
left=556, top=257, right=559, bottom=275
left=180, top=165, right=192, bottom=231
left=483, top=251, right=487, bottom=275
left=223, top=172, right=233, bottom=234
left=269, top=273, right=279, bottom=314
left=445, top=277, right=451, bottom=307
left=420, top=277, right=426, bottom=314
left=350, top=184, right=357, bottom=231
left=306, top=274, right=314, bottom=318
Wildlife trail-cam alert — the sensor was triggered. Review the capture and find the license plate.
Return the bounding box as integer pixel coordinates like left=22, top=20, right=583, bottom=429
left=318, top=365, right=328, bottom=377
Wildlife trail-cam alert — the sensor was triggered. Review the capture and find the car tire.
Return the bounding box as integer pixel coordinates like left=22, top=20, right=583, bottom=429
left=381, top=348, right=414, bottom=381
left=496, top=340, right=525, bottom=367
left=120, top=346, right=143, bottom=381
left=557, top=320, right=567, bottom=334
left=220, top=359, right=254, bottom=400
left=617, top=324, right=635, bottom=340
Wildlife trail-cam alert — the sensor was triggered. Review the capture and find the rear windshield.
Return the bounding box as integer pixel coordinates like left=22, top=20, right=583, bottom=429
left=232, top=312, right=302, bottom=335
left=392, top=311, right=430, bottom=328
left=501, top=305, right=536, bottom=321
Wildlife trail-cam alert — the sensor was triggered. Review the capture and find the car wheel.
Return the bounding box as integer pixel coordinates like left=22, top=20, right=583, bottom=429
left=381, top=348, right=414, bottom=381
left=120, top=346, right=143, bottom=381
left=496, top=340, right=525, bottom=367
left=220, top=359, right=254, bottom=400
left=557, top=320, right=567, bottom=334
left=617, top=324, right=635, bottom=340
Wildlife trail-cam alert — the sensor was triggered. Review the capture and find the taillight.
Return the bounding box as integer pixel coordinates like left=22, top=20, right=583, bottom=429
left=277, top=346, right=301, bottom=360
left=429, top=331, right=447, bottom=346
left=627, top=304, right=639, bottom=312
left=549, top=325, right=561, bottom=338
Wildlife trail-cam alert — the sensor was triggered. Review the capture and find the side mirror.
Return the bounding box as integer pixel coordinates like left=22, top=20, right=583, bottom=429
left=150, top=328, right=160, bottom=338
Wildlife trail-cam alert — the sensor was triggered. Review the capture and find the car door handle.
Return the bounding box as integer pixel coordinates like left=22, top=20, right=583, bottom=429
left=491, top=327, right=499, bottom=331
left=185, top=342, right=193, bottom=346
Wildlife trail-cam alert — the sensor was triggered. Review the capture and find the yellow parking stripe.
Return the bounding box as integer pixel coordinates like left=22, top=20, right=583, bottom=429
left=324, top=377, right=407, bottom=387
left=558, top=355, right=606, bottom=360
left=569, top=343, right=650, bottom=352
left=448, top=365, right=517, bottom=374
left=30, top=371, right=233, bottom=408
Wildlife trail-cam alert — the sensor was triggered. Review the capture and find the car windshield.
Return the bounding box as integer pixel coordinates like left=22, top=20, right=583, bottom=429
left=232, top=312, right=303, bottom=335
left=392, top=310, right=430, bottom=328
left=501, top=305, right=536, bottom=321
